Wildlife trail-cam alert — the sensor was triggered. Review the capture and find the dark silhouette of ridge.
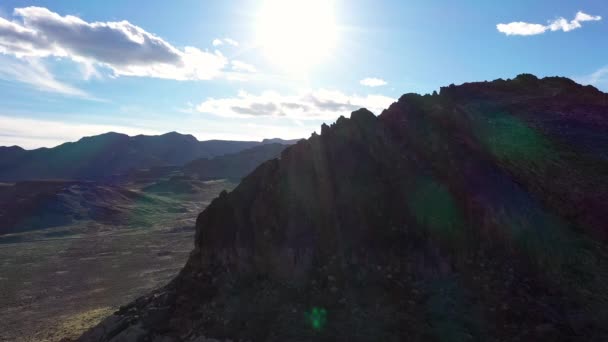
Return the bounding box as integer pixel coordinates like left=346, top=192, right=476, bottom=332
left=0, top=132, right=297, bottom=181
left=79, top=75, right=608, bottom=341
left=182, top=143, right=292, bottom=181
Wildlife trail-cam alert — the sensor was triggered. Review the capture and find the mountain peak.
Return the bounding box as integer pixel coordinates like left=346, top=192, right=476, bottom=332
left=350, top=107, right=375, bottom=121
left=261, top=138, right=302, bottom=144
left=434, top=74, right=606, bottom=101
left=0, top=145, right=25, bottom=151
left=77, top=131, right=129, bottom=143
left=160, top=131, right=198, bottom=141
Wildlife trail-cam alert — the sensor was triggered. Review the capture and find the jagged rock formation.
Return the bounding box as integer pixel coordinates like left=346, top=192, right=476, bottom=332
left=79, top=75, right=608, bottom=341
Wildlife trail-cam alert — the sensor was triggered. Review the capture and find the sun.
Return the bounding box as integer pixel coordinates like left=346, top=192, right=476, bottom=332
left=256, top=0, right=338, bottom=73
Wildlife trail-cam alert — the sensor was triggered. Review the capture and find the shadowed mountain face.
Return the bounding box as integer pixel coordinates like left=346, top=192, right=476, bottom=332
left=182, top=143, right=292, bottom=181
left=0, top=144, right=293, bottom=237
left=0, top=180, right=177, bottom=236
left=80, top=75, right=608, bottom=341
left=0, top=132, right=295, bottom=181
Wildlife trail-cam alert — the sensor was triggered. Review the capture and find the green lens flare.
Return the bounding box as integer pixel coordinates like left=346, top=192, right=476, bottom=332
left=307, top=307, right=327, bottom=331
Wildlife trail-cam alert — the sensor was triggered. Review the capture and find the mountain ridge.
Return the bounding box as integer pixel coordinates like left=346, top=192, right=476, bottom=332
left=0, top=143, right=294, bottom=237
left=80, top=74, right=608, bottom=341
left=0, top=132, right=298, bottom=181
left=0, top=131, right=297, bottom=152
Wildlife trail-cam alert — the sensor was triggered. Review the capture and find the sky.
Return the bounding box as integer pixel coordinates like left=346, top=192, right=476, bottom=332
left=0, top=0, right=606, bottom=149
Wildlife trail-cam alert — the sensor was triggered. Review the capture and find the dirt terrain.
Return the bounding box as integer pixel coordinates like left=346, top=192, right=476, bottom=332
left=0, top=180, right=235, bottom=342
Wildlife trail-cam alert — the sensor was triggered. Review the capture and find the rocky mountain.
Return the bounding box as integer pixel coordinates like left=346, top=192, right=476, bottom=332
left=79, top=75, right=608, bottom=341
left=0, top=180, right=178, bottom=236
left=137, top=144, right=291, bottom=196
left=261, top=138, right=301, bottom=145
left=182, top=143, right=292, bottom=181
left=0, top=132, right=296, bottom=181
left=126, top=143, right=292, bottom=184
left=0, top=143, right=293, bottom=237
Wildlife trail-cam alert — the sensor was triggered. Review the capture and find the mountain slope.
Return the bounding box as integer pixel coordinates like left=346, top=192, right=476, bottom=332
left=0, top=180, right=178, bottom=236
left=0, top=143, right=293, bottom=237
left=79, top=75, right=608, bottom=341
left=182, top=143, right=292, bottom=180
left=0, top=132, right=296, bottom=181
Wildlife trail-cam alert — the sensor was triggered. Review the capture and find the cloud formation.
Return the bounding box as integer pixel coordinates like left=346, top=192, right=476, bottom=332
left=231, top=60, right=256, bottom=73
left=497, top=11, right=601, bottom=36
left=360, top=77, right=387, bottom=87
left=576, top=66, right=608, bottom=90
left=196, top=89, right=395, bottom=120
left=212, top=38, right=239, bottom=47
left=0, top=7, right=229, bottom=80
left=0, top=56, right=89, bottom=97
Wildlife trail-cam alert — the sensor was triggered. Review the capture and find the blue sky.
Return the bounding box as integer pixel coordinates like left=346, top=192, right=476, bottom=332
left=0, top=0, right=606, bottom=148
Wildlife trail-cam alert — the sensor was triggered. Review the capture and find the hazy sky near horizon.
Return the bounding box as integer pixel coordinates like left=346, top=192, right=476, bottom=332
left=0, top=0, right=606, bottom=148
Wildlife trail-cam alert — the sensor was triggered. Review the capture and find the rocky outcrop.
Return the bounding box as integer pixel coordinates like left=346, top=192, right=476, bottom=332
left=79, top=75, right=608, bottom=341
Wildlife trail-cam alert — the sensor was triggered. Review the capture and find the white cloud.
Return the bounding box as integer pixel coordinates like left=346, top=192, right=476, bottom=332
left=496, top=22, right=548, bottom=36
left=79, top=59, right=102, bottom=81
left=497, top=11, right=601, bottom=36
left=231, top=60, right=256, bottom=73
left=360, top=77, right=387, bottom=87
left=196, top=89, right=395, bottom=120
left=576, top=66, right=608, bottom=90
left=575, top=11, right=602, bottom=22
left=0, top=115, right=160, bottom=149
left=223, top=38, right=239, bottom=46
left=212, top=37, right=239, bottom=47
left=0, top=6, right=229, bottom=81
left=0, top=56, right=89, bottom=97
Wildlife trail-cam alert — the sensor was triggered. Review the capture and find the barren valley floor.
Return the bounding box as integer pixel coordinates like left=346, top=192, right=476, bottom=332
left=0, top=180, right=235, bottom=341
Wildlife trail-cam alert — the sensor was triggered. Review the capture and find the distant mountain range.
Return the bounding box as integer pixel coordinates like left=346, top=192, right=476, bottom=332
left=0, top=132, right=299, bottom=181
left=0, top=142, right=294, bottom=236
left=182, top=143, right=288, bottom=181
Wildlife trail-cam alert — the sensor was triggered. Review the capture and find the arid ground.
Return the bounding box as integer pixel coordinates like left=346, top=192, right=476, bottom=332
left=0, top=180, right=235, bottom=342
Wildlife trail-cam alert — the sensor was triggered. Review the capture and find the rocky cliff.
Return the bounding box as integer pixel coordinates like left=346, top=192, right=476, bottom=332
left=79, top=75, right=608, bottom=342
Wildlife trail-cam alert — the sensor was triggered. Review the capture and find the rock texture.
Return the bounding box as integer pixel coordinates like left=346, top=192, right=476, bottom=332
left=79, top=75, right=608, bottom=341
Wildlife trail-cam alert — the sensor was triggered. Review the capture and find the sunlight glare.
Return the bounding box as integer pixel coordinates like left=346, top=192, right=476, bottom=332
left=256, top=0, right=338, bottom=73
